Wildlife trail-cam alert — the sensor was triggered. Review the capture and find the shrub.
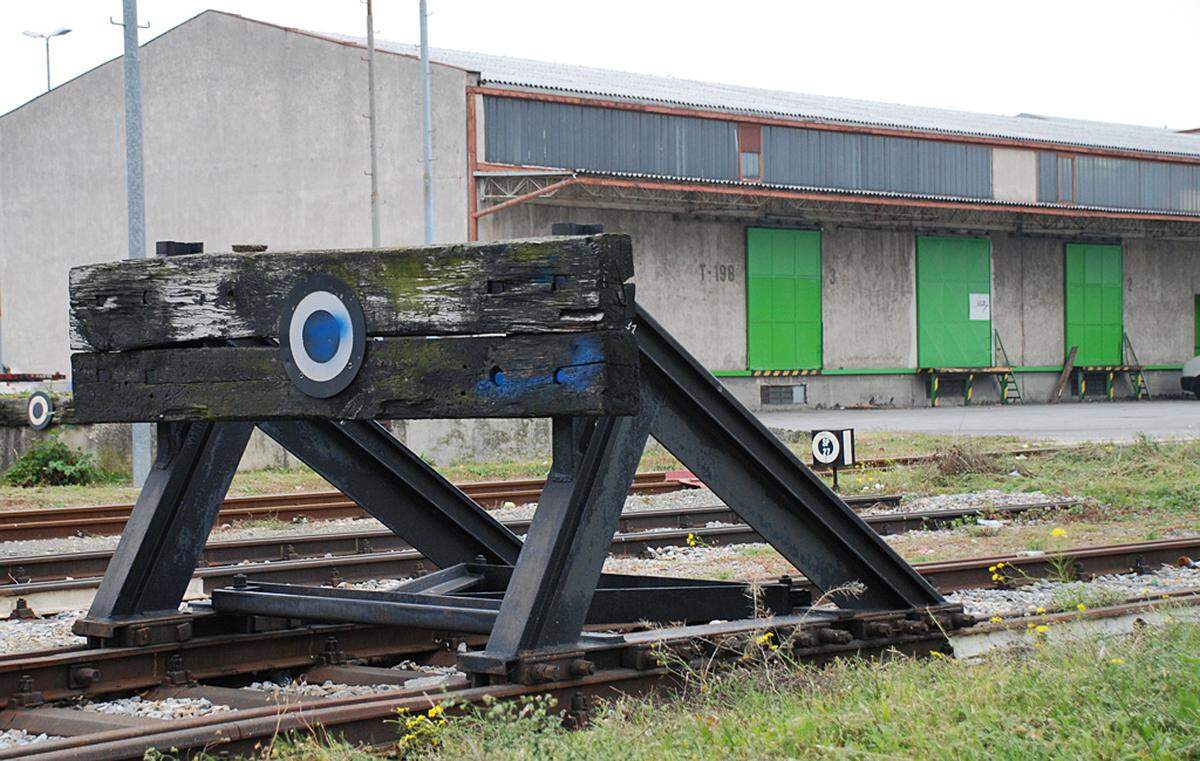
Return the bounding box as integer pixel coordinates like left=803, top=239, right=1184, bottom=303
left=4, top=437, right=106, bottom=487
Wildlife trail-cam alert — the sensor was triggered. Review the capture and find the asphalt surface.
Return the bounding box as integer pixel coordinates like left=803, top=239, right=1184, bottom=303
left=758, top=400, right=1200, bottom=443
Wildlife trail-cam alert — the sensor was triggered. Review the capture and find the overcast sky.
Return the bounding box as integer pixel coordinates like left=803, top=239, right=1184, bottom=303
left=2, top=0, right=1198, bottom=129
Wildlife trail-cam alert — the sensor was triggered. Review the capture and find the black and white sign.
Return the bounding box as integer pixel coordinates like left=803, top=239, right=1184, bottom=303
left=811, top=428, right=855, bottom=468
left=26, top=391, right=54, bottom=430
left=278, top=274, right=367, bottom=399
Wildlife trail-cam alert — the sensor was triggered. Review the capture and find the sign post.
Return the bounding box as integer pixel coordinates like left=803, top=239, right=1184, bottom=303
left=811, top=428, right=855, bottom=491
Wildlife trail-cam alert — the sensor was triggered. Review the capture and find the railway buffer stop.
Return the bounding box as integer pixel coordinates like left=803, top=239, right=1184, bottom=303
left=66, top=233, right=971, bottom=685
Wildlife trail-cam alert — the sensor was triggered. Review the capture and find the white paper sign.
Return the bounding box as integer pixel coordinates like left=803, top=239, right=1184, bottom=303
left=968, top=293, right=991, bottom=321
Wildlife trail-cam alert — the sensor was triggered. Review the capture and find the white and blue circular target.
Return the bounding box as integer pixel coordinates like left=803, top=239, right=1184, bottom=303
left=26, top=391, right=54, bottom=430
left=278, top=274, right=366, bottom=398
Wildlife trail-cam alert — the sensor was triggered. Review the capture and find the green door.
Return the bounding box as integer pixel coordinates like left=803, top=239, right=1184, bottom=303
left=1194, top=295, right=1199, bottom=357
left=916, top=236, right=992, bottom=368
left=746, top=228, right=821, bottom=370
left=1064, top=244, right=1123, bottom=366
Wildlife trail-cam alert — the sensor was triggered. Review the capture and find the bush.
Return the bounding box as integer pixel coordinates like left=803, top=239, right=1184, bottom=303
left=4, top=437, right=106, bottom=487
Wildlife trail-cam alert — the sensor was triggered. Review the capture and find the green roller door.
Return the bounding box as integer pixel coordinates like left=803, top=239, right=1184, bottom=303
left=746, top=228, right=821, bottom=370
left=1193, top=295, right=1199, bottom=357
left=916, top=236, right=992, bottom=368
left=1064, top=244, right=1123, bottom=366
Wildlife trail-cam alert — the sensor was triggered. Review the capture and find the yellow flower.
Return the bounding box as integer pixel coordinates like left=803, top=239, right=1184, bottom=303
left=1035, top=625, right=1049, bottom=633
left=686, top=532, right=697, bottom=547
left=1026, top=622, right=1035, bottom=629
left=1051, top=528, right=1066, bottom=538
left=988, top=565, right=997, bottom=573
left=755, top=631, right=775, bottom=645
left=1110, top=657, right=1125, bottom=665
left=989, top=616, right=1003, bottom=623
left=1076, top=603, right=1087, bottom=612
left=1035, top=607, right=1046, bottom=615
left=427, top=704, right=446, bottom=718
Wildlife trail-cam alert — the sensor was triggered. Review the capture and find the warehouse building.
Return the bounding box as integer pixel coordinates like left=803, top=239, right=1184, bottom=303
left=2, top=10, right=1199, bottom=421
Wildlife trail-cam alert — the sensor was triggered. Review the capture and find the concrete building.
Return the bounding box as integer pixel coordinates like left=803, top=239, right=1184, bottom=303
left=3, top=10, right=1199, bottom=447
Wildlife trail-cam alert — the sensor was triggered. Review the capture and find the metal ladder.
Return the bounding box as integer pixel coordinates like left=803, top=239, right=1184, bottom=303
left=1123, top=333, right=1151, bottom=400
left=993, top=330, right=1023, bottom=404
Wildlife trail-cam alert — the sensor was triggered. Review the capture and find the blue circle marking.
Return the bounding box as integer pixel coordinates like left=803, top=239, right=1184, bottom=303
left=302, top=309, right=342, bottom=364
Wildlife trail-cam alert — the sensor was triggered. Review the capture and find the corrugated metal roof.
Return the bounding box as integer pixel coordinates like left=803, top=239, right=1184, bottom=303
left=322, top=32, right=1200, bottom=160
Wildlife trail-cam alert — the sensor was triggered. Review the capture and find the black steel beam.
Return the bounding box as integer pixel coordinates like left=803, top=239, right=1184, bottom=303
left=77, top=421, right=252, bottom=636
left=632, top=306, right=944, bottom=611
left=468, top=414, right=652, bottom=673
left=258, top=419, right=522, bottom=567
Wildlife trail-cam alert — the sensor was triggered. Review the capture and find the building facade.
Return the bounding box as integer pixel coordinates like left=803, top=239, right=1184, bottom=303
left=2, top=10, right=1199, bottom=420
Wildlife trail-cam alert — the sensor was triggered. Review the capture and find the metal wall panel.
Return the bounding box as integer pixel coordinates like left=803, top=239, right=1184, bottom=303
left=1037, top=152, right=1200, bottom=212
left=484, top=96, right=737, bottom=180
left=1036, top=152, right=1057, bottom=202
left=763, top=126, right=993, bottom=198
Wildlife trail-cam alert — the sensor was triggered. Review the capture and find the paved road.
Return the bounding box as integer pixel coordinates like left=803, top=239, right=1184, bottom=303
left=757, top=400, right=1200, bottom=443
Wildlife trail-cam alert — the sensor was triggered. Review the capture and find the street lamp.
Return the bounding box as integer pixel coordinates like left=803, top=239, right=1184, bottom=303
left=23, top=27, right=72, bottom=92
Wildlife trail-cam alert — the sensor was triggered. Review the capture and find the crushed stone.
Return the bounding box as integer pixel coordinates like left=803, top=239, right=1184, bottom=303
left=949, top=564, right=1200, bottom=618
left=0, top=729, right=61, bottom=748
left=77, top=695, right=231, bottom=720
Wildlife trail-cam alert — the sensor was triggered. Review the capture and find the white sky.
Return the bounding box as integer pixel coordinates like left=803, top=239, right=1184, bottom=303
left=2, top=0, right=1198, bottom=129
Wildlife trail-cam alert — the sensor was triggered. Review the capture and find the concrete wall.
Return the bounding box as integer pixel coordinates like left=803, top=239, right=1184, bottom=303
left=478, top=203, right=747, bottom=370
left=0, top=11, right=469, bottom=378
left=1125, top=238, right=1200, bottom=364
left=991, top=235, right=1064, bottom=366
left=821, top=228, right=916, bottom=368
left=482, top=201, right=1198, bottom=410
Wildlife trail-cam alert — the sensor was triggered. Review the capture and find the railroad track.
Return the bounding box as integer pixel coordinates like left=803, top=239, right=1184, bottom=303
left=0, top=533, right=1194, bottom=759
left=0, top=442, right=1076, bottom=543
left=0, top=498, right=1077, bottom=616
left=0, top=471, right=691, bottom=543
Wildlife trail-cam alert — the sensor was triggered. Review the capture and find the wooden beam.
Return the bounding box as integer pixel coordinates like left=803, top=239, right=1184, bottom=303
left=71, top=331, right=638, bottom=422
left=0, top=395, right=74, bottom=428
left=1049, top=346, right=1078, bottom=403
left=70, top=235, right=633, bottom=352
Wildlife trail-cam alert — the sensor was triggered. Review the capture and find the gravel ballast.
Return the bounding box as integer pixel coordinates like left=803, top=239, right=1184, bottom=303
left=0, top=729, right=61, bottom=749
left=0, top=611, right=85, bottom=655
left=77, top=695, right=231, bottom=720
left=948, top=564, right=1200, bottom=618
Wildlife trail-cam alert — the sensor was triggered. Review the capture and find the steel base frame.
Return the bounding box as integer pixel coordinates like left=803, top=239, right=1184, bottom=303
left=77, top=307, right=964, bottom=681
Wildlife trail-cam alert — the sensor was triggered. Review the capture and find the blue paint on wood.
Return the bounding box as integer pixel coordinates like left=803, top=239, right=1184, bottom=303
left=472, top=335, right=607, bottom=401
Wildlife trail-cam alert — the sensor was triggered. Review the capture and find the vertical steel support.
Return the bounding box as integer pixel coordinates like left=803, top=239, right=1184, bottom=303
left=81, top=421, right=252, bottom=625
left=965, top=373, right=973, bottom=405
left=466, top=412, right=653, bottom=674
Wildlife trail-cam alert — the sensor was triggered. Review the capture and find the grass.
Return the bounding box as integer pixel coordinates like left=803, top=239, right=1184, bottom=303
left=833, top=436, right=1200, bottom=516
left=236, top=621, right=1200, bottom=760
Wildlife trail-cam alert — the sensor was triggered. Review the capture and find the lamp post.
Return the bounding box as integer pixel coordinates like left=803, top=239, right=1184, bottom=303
left=22, top=28, right=71, bottom=92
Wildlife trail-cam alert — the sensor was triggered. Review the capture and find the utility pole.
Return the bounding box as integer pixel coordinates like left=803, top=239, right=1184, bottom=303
left=115, top=0, right=152, bottom=488
left=419, top=0, right=435, bottom=244
left=366, top=0, right=381, bottom=247
left=22, top=28, right=71, bottom=93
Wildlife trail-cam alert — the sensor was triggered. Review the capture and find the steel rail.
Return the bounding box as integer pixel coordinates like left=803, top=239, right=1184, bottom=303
left=0, top=498, right=1069, bottom=595
left=0, top=471, right=690, bottom=542
left=3, top=589, right=1198, bottom=760
left=0, top=440, right=1075, bottom=542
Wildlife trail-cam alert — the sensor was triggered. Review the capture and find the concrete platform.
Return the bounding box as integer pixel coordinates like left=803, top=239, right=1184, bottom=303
left=758, top=400, right=1200, bottom=443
